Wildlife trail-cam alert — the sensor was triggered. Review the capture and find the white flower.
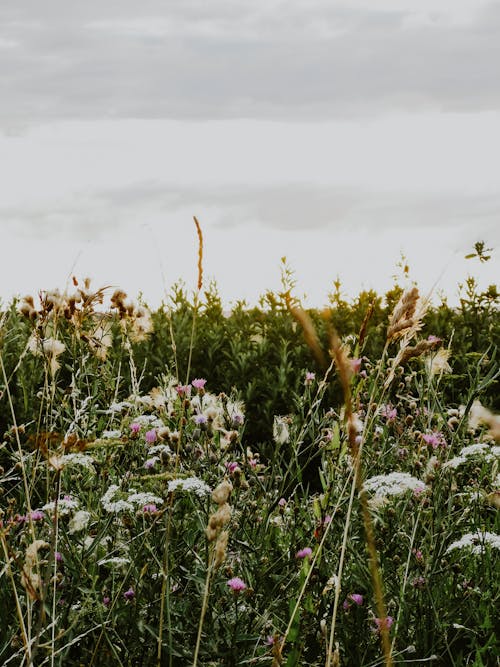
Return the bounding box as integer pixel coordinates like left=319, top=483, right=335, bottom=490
left=58, top=453, right=95, bottom=471
left=69, top=510, right=91, bottom=534
left=42, top=495, right=79, bottom=516
left=273, top=416, right=290, bottom=445
left=106, top=401, right=133, bottom=414
left=148, top=444, right=172, bottom=456
left=363, top=472, right=426, bottom=498
left=101, top=485, right=133, bottom=513
left=167, top=477, right=211, bottom=497
left=446, top=531, right=500, bottom=554
left=443, top=443, right=500, bottom=470
left=101, top=430, right=122, bottom=439
left=126, top=492, right=163, bottom=507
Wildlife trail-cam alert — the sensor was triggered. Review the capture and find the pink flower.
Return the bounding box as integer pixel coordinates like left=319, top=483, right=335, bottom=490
left=350, top=593, right=363, bottom=606
left=304, top=371, right=315, bottom=386
left=350, top=358, right=362, bottom=374
left=226, top=461, right=239, bottom=474
left=227, top=577, right=247, bottom=592
left=278, top=498, right=287, bottom=508
left=422, top=432, right=446, bottom=449
left=176, top=384, right=192, bottom=397
left=103, top=596, right=111, bottom=607
left=143, top=504, right=158, bottom=514
left=373, top=616, right=394, bottom=633
left=130, top=422, right=141, bottom=435
left=191, top=378, right=207, bottom=390
left=295, top=547, right=313, bottom=559
left=145, top=429, right=157, bottom=444
left=427, top=335, right=442, bottom=344
left=343, top=593, right=364, bottom=610
left=380, top=405, right=397, bottom=421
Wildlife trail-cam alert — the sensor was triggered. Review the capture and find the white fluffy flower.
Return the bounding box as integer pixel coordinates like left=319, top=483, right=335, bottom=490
left=363, top=472, right=426, bottom=498
left=42, top=495, right=79, bottom=516
left=69, top=510, right=91, bottom=534
left=167, top=477, right=211, bottom=497
left=446, top=531, right=500, bottom=554
left=273, top=416, right=290, bottom=445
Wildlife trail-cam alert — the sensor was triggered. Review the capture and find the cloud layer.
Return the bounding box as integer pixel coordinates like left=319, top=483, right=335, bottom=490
left=1, top=1, right=499, bottom=127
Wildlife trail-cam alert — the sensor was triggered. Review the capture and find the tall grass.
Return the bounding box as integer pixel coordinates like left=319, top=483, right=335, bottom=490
left=0, top=250, right=499, bottom=665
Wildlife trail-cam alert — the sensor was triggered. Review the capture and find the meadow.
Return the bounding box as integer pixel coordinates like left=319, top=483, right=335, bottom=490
left=0, top=249, right=499, bottom=666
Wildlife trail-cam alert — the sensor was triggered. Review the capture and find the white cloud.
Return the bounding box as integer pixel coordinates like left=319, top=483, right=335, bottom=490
left=1, top=1, right=499, bottom=128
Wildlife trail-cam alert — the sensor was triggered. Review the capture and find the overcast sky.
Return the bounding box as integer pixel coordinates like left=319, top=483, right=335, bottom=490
left=1, top=0, right=499, bottom=307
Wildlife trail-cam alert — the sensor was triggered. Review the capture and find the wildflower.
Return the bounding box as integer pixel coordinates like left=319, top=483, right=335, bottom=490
left=30, top=510, right=45, bottom=521
left=380, top=405, right=397, bottom=421
left=145, top=429, right=157, bottom=444
left=446, top=531, right=500, bottom=554
left=343, top=593, right=364, bottom=610
left=69, top=510, right=91, bottom=534
left=191, top=378, right=207, bottom=390
left=373, top=616, right=394, bottom=633
left=226, top=461, right=240, bottom=474
left=167, top=477, right=211, bottom=498
left=103, top=596, right=111, bottom=607
left=227, top=577, right=247, bottom=592
left=278, top=497, right=287, bottom=508
left=422, top=432, right=446, bottom=449
left=175, top=384, right=191, bottom=397
left=194, top=413, right=207, bottom=425
left=124, top=587, right=135, bottom=601
left=144, top=457, right=159, bottom=469
left=55, top=552, right=63, bottom=562
left=295, top=547, right=313, bottom=559
left=364, top=472, right=426, bottom=499
left=350, top=358, right=362, bottom=374
left=304, top=371, right=315, bottom=385
left=130, top=422, right=141, bottom=435
left=142, top=503, right=158, bottom=514
left=273, top=416, right=290, bottom=445
left=102, top=430, right=122, bottom=439
left=42, top=495, right=79, bottom=516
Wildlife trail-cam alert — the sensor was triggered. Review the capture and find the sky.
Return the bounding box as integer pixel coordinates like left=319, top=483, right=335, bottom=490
left=1, top=0, right=499, bottom=308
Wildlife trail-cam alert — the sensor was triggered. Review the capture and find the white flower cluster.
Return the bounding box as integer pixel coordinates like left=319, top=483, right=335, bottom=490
left=101, top=485, right=164, bottom=513
left=57, top=453, right=95, bottom=471
left=69, top=510, right=91, bottom=534
left=446, top=531, right=500, bottom=554
left=148, top=444, right=172, bottom=456
left=132, top=414, right=164, bottom=428
left=444, top=444, right=500, bottom=470
left=363, top=472, right=426, bottom=498
left=101, top=430, right=122, bottom=439
left=167, top=476, right=211, bottom=497
left=42, top=495, right=79, bottom=516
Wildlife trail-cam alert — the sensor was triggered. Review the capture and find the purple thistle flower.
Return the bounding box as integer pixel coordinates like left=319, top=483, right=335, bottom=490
left=194, top=413, right=207, bottom=425
left=143, top=504, right=158, bottom=514
left=191, top=378, right=207, bottom=390
left=373, top=616, right=394, bottom=633
left=30, top=510, right=45, bottom=521
left=227, top=577, right=247, bottom=592
left=130, top=422, right=141, bottom=435
left=295, top=547, right=313, bottom=559
left=103, top=596, right=111, bottom=607
left=145, top=429, right=157, bottom=444
left=124, top=587, right=135, bottom=601
left=176, top=384, right=192, bottom=397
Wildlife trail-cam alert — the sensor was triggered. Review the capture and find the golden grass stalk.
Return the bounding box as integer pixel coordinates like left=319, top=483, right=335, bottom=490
left=193, top=216, right=204, bottom=293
